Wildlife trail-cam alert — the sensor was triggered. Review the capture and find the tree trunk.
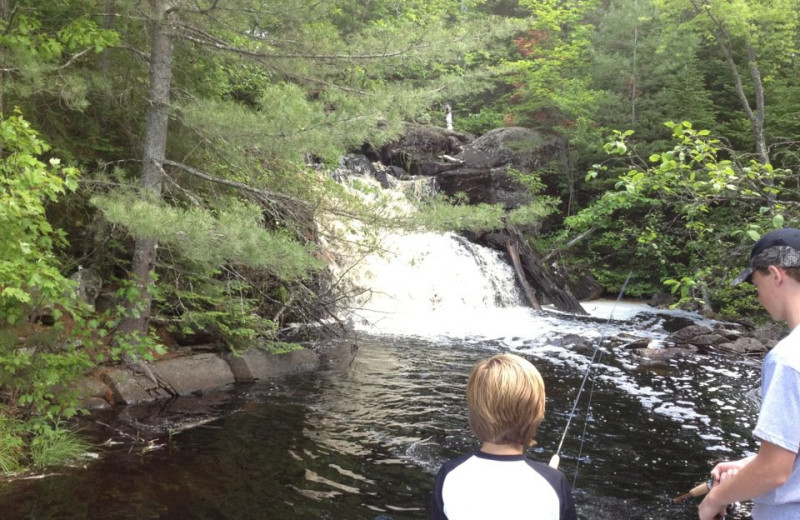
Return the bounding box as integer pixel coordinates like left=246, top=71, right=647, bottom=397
left=0, top=0, right=8, bottom=125
left=746, top=44, right=768, bottom=165
left=688, top=0, right=769, bottom=164
left=101, top=0, right=116, bottom=83
left=117, top=0, right=174, bottom=351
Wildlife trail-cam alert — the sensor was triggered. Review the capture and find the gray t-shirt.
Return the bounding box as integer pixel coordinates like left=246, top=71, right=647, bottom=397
left=752, top=326, right=800, bottom=519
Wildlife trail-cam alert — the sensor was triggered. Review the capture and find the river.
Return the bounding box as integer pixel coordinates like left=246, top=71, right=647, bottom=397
left=2, top=230, right=763, bottom=519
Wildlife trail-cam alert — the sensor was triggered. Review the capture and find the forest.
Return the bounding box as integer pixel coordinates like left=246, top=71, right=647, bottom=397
left=1, top=0, right=798, bottom=471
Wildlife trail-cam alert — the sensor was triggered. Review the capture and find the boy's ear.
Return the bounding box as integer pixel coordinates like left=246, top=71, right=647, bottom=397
left=769, top=265, right=788, bottom=284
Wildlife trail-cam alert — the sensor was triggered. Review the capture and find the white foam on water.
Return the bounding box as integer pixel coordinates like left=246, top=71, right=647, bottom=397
left=324, top=167, right=758, bottom=453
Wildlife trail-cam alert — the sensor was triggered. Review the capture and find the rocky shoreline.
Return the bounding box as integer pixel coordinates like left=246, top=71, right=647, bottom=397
left=69, top=309, right=781, bottom=448
left=76, top=314, right=782, bottom=412
left=75, top=347, right=322, bottom=410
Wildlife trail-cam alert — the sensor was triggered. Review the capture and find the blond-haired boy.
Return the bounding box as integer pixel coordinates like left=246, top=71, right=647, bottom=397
left=430, top=353, right=577, bottom=520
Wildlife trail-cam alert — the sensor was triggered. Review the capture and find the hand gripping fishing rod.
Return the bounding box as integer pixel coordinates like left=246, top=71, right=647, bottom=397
left=549, top=271, right=633, bottom=477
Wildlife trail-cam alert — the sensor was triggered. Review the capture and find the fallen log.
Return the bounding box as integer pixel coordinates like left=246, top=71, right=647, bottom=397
left=505, top=224, right=587, bottom=315
left=506, top=236, right=541, bottom=310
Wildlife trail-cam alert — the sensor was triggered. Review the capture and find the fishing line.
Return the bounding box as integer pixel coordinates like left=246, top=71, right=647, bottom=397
left=549, top=271, right=633, bottom=490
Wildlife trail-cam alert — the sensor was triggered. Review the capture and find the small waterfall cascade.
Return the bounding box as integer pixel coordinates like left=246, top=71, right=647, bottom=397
left=322, top=158, right=525, bottom=335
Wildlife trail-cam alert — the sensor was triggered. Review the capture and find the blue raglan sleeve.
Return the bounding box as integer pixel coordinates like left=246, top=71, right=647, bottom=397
left=559, top=472, right=578, bottom=520
left=430, top=466, right=448, bottom=520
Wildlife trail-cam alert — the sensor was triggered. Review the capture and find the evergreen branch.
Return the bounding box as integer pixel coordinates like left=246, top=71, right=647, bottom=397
left=175, top=21, right=424, bottom=61
left=264, top=61, right=367, bottom=94
left=162, top=159, right=313, bottom=210
left=1, top=47, right=93, bottom=74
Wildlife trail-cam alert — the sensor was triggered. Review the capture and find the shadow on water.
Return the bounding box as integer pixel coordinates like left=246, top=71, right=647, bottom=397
left=2, top=317, right=760, bottom=519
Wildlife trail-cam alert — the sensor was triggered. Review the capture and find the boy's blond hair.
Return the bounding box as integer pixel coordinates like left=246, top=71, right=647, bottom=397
left=466, top=353, right=545, bottom=446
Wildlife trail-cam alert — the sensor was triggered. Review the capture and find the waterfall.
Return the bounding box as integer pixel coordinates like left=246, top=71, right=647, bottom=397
left=323, top=157, right=525, bottom=336
left=338, top=229, right=525, bottom=336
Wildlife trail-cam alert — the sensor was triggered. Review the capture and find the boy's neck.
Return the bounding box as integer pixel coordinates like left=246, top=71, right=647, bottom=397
left=480, top=442, right=525, bottom=456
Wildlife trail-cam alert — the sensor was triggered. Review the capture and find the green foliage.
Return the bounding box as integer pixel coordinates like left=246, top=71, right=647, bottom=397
left=458, top=107, right=506, bottom=136
left=29, top=422, right=89, bottom=468
left=415, top=197, right=507, bottom=232
left=566, top=121, right=793, bottom=312
left=159, top=276, right=273, bottom=354
left=0, top=110, right=79, bottom=325
left=0, top=2, right=120, bottom=111
left=413, top=174, right=556, bottom=233
left=588, top=0, right=716, bottom=151
left=0, top=414, right=24, bottom=473
left=0, top=110, right=112, bottom=473
left=92, top=193, right=322, bottom=281
left=499, top=0, right=602, bottom=129
left=90, top=188, right=325, bottom=352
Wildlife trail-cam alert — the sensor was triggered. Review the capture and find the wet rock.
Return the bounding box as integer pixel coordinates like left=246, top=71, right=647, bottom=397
left=337, top=154, right=377, bottom=177
left=659, top=315, right=698, bottom=333
left=619, top=338, right=653, bottom=350
left=152, top=353, right=235, bottom=395
left=751, top=323, right=786, bottom=348
left=103, top=353, right=236, bottom=405
left=719, top=337, right=769, bottom=355
left=649, top=292, right=676, bottom=308
left=66, top=376, right=114, bottom=411
left=80, top=397, right=112, bottom=411
left=632, top=346, right=698, bottom=363
left=102, top=367, right=165, bottom=405
left=436, top=167, right=532, bottom=209
left=96, top=348, right=322, bottom=406
left=455, top=127, right=567, bottom=172
left=688, top=333, right=727, bottom=347
left=568, top=271, right=604, bottom=302
left=225, top=348, right=319, bottom=381
left=667, top=324, right=713, bottom=344
left=316, top=341, right=359, bottom=371
left=548, top=333, right=592, bottom=349
left=714, top=328, right=744, bottom=341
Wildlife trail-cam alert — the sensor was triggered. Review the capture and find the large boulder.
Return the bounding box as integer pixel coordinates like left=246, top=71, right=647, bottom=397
left=436, top=166, right=532, bottom=208
left=456, top=127, right=568, bottom=171
left=379, top=124, right=473, bottom=176
left=437, top=127, right=569, bottom=209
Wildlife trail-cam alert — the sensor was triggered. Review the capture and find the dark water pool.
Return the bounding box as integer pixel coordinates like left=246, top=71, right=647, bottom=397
left=1, top=321, right=761, bottom=519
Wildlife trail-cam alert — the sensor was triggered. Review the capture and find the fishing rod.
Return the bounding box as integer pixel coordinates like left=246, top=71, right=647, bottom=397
left=673, top=479, right=740, bottom=520
left=672, top=479, right=712, bottom=503
left=549, top=271, right=633, bottom=475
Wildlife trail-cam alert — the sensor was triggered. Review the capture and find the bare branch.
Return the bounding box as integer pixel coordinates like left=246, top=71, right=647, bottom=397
left=58, top=48, right=93, bottom=70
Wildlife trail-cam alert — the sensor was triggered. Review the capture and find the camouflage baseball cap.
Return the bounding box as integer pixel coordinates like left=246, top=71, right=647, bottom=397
left=732, top=228, right=800, bottom=285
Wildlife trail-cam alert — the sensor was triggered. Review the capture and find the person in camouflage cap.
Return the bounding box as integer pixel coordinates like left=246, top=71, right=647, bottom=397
left=700, top=228, right=800, bottom=520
